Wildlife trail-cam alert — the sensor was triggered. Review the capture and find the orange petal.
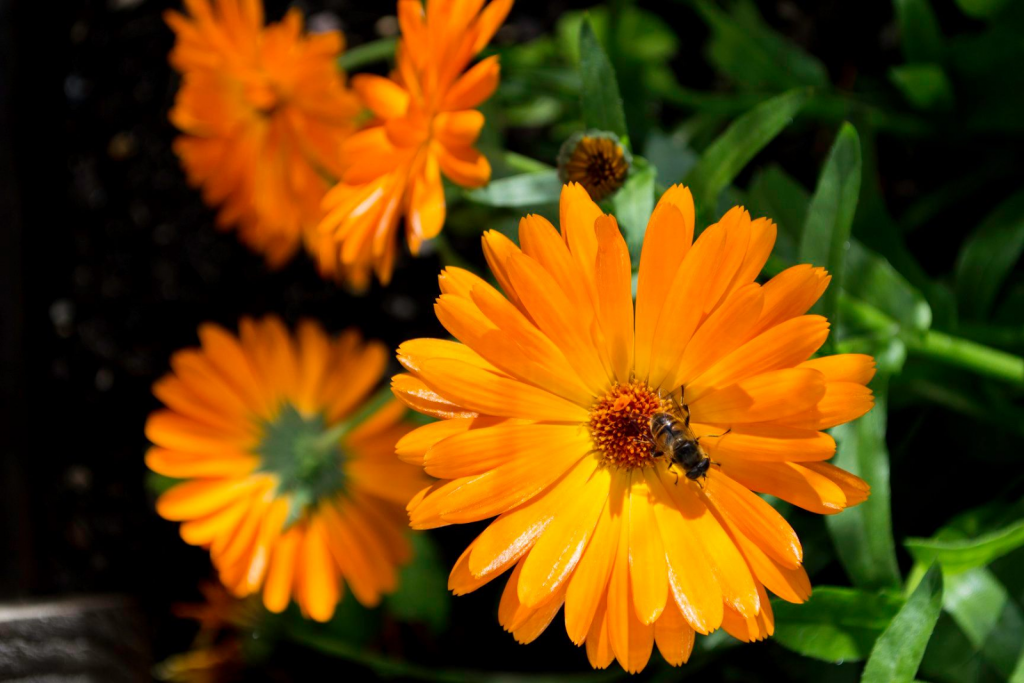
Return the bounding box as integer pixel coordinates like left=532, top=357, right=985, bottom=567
left=595, top=216, right=635, bottom=384
left=517, top=465, right=610, bottom=608
left=352, top=74, right=410, bottom=120
left=297, top=516, right=340, bottom=622
left=434, top=110, right=485, bottom=147
left=669, top=283, right=764, bottom=391
left=702, top=471, right=802, bottom=568
left=395, top=417, right=491, bottom=465
left=559, top=183, right=604, bottom=306
left=481, top=229, right=528, bottom=314
left=685, top=315, right=830, bottom=404
left=263, top=522, right=302, bottom=613
left=753, top=264, right=831, bottom=335
left=688, top=368, right=827, bottom=425
left=606, top=480, right=655, bottom=674
left=467, top=457, right=597, bottom=580
left=442, top=55, right=500, bottom=110
left=654, top=598, right=695, bottom=666
left=423, top=422, right=580, bottom=479
left=635, top=195, right=694, bottom=381
left=646, top=219, right=728, bottom=391
left=391, top=372, right=479, bottom=419
left=692, top=423, right=836, bottom=463
left=564, top=472, right=625, bottom=645
left=643, top=467, right=723, bottom=634
left=585, top=594, right=616, bottom=669
left=156, top=477, right=265, bottom=521
left=775, top=382, right=875, bottom=430
left=628, top=476, right=668, bottom=625
left=723, top=459, right=854, bottom=514
left=415, top=357, right=590, bottom=422
left=408, top=431, right=591, bottom=527
left=799, top=354, right=876, bottom=385
left=434, top=143, right=491, bottom=188
left=802, top=461, right=870, bottom=507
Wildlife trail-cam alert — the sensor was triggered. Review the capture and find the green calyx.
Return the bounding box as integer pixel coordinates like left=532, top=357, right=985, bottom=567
left=256, top=403, right=349, bottom=525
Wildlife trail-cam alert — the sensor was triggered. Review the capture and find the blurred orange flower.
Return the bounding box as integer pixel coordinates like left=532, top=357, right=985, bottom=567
left=393, top=184, right=873, bottom=672
left=166, top=0, right=361, bottom=270
left=317, top=0, right=513, bottom=286
left=146, top=317, right=427, bottom=622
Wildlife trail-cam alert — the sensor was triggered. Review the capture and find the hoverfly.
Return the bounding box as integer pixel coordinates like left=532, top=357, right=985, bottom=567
left=646, top=391, right=728, bottom=486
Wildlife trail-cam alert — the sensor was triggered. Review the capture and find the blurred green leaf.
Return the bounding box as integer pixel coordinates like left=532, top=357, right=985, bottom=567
left=799, top=123, right=862, bottom=348
left=556, top=7, right=678, bottom=66
left=145, top=471, right=181, bottom=497
left=610, top=158, right=656, bottom=262
left=890, top=64, right=954, bottom=111
left=955, top=0, right=1012, bottom=18
left=920, top=614, right=993, bottom=683
left=894, top=0, right=944, bottom=63
left=827, top=371, right=901, bottom=590
left=747, top=164, right=809, bottom=265
left=772, top=587, right=904, bottom=663
left=955, top=189, right=1024, bottom=321
left=843, top=241, right=933, bottom=335
left=691, top=0, right=828, bottom=91
left=862, top=564, right=943, bottom=683
left=578, top=19, right=628, bottom=141
left=465, top=171, right=561, bottom=208
left=644, top=128, right=699, bottom=190
left=943, top=568, right=1024, bottom=680
left=685, top=88, right=809, bottom=219
left=384, top=532, right=450, bottom=633
left=906, top=519, right=1024, bottom=575
left=337, top=37, right=397, bottom=71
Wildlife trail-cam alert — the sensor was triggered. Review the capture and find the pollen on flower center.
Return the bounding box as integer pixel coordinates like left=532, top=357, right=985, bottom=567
left=587, top=382, right=667, bottom=469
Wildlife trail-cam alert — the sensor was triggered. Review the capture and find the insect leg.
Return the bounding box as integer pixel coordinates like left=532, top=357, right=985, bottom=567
left=696, top=427, right=732, bottom=442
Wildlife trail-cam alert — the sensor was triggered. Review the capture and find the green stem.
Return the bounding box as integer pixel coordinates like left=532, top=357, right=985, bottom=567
left=905, top=330, right=1024, bottom=385
left=503, top=151, right=553, bottom=173
left=289, top=625, right=625, bottom=683
left=338, top=37, right=397, bottom=72
left=312, top=385, right=396, bottom=451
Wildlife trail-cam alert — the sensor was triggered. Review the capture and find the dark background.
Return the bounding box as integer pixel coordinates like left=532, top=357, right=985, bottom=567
left=1, top=0, right=1020, bottom=679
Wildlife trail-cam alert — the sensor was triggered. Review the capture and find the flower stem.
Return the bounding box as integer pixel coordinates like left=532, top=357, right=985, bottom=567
left=337, top=37, right=397, bottom=72
left=905, top=329, right=1024, bottom=385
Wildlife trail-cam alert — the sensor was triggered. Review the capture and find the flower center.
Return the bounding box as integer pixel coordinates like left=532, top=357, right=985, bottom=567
left=561, top=135, right=629, bottom=201
left=588, top=382, right=667, bottom=469
left=256, top=403, right=348, bottom=521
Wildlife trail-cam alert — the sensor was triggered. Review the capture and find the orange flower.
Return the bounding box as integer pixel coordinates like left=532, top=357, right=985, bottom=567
left=317, top=0, right=513, bottom=286
left=166, top=1, right=361, bottom=270
left=146, top=316, right=427, bottom=622
left=393, top=184, right=873, bottom=673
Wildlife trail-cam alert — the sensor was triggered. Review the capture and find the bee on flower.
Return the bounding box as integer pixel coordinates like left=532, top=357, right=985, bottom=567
left=392, top=183, right=873, bottom=673
left=317, top=0, right=514, bottom=287
left=146, top=317, right=427, bottom=622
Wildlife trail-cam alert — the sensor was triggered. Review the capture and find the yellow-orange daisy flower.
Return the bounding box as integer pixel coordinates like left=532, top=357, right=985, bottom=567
left=146, top=316, right=427, bottom=622
left=393, top=184, right=873, bottom=673
left=317, top=0, right=513, bottom=286
left=166, top=0, right=361, bottom=270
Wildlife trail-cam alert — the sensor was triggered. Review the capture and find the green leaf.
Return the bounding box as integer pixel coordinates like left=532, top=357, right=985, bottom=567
left=826, top=372, right=901, bottom=590
left=943, top=568, right=1024, bottom=680
left=693, top=0, right=828, bottom=91
left=772, top=587, right=904, bottom=663
left=889, top=64, right=954, bottom=111
left=894, top=0, right=944, bottom=63
left=906, top=519, right=1024, bottom=575
left=338, top=37, right=397, bottom=72
left=799, top=123, right=862, bottom=348
left=747, top=164, right=809, bottom=265
left=145, top=471, right=182, bottom=497
left=465, top=170, right=562, bottom=208
left=578, top=19, right=628, bottom=141
left=610, top=158, right=656, bottom=262
left=955, top=0, right=1012, bottom=18
left=955, top=189, right=1024, bottom=321
left=685, top=88, right=809, bottom=218
left=843, top=241, right=933, bottom=335
left=384, top=532, right=450, bottom=633
left=643, top=128, right=699, bottom=190
left=862, top=564, right=944, bottom=683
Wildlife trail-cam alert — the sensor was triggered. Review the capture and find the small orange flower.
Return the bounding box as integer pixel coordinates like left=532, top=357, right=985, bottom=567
left=146, top=317, right=427, bottom=622
left=166, top=1, right=361, bottom=270
left=393, top=184, right=873, bottom=673
left=317, top=0, right=514, bottom=286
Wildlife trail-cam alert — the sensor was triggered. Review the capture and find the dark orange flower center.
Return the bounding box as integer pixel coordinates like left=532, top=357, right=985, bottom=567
left=588, top=382, right=666, bottom=468
left=562, top=136, right=629, bottom=201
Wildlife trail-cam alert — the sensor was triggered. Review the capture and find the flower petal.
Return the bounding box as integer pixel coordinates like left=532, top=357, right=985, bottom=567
left=688, top=368, right=827, bottom=425
left=595, top=216, right=635, bottom=384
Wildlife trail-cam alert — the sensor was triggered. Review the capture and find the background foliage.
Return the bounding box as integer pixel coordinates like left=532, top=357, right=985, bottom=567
left=5, top=0, right=1024, bottom=680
